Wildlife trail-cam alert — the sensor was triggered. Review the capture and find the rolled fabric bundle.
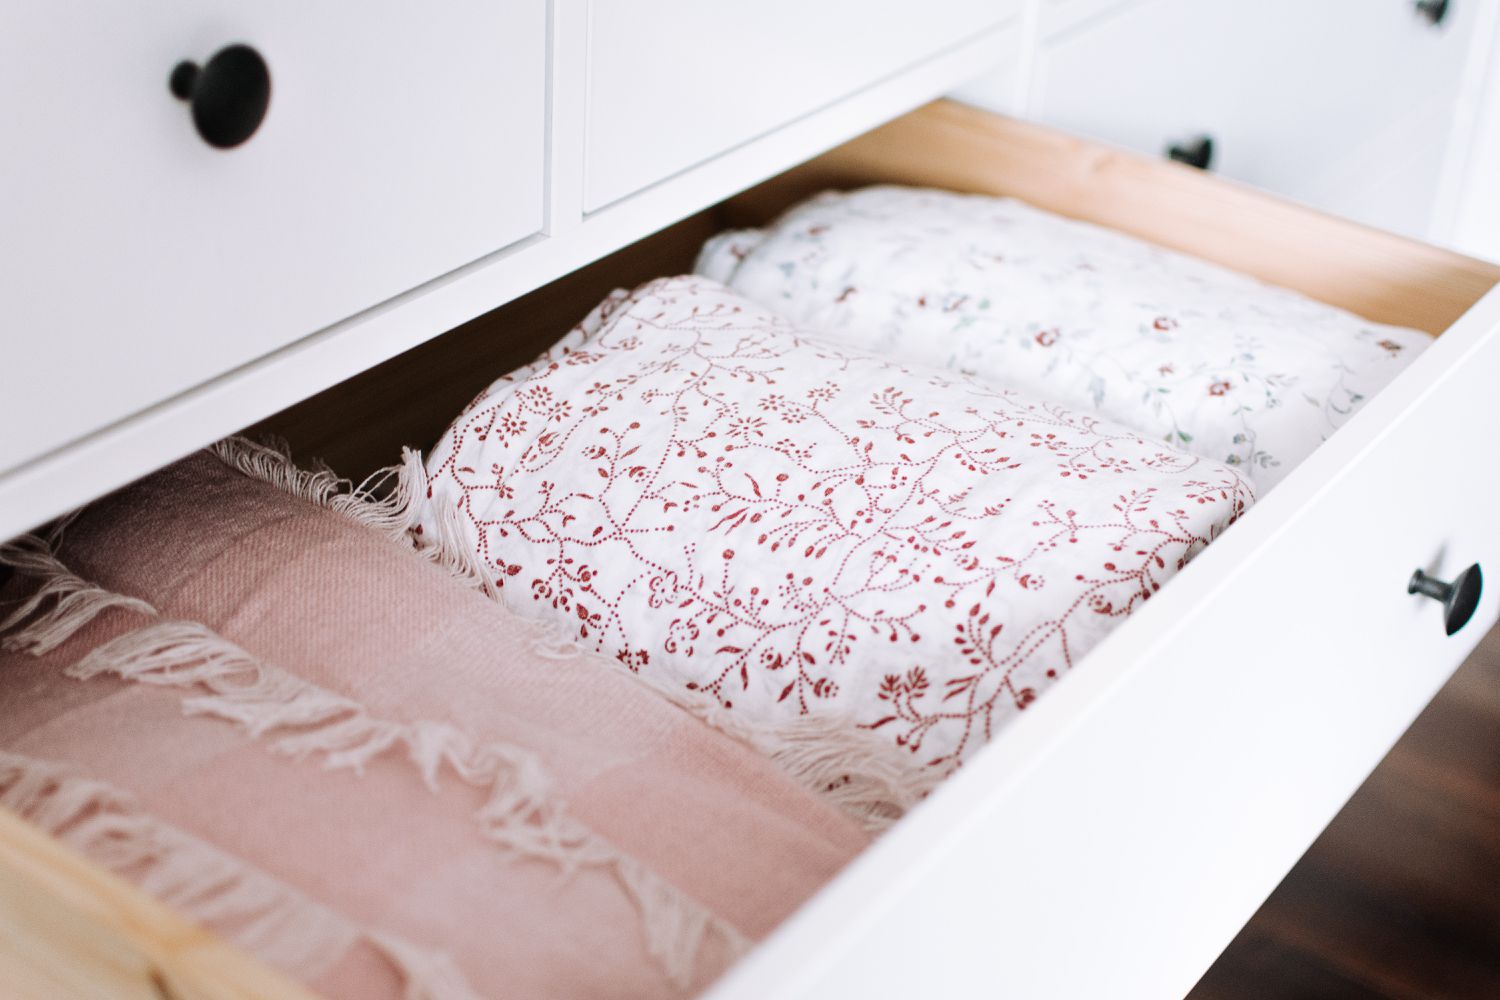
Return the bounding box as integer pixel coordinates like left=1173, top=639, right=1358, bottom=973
left=0, top=446, right=869, bottom=1000
left=423, top=275, right=1253, bottom=777
left=695, top=185, right=1432, bottom=491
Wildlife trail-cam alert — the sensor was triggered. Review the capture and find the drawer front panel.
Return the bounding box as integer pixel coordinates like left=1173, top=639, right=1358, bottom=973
left=582, top=0, right=1018, bottom=212
left=702, top=105, right=1500, bottom=1000
left=1031, top=0, right=1476, bottom=239
left=711, top=286, right=1500, bottom=999
left=0, top=1, right=546, bottom=476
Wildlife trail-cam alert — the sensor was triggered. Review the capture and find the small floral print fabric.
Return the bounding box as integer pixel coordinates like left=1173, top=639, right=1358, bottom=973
left=423, top=277, right=1253, bottom=771
left=695, top=186, right=1433, bottom=492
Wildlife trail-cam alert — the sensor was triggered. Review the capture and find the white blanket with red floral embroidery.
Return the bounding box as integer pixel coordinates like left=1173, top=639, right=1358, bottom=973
left=422, top=277, right=1252, bottom=771
left=696, top=186, right=1431, bottom=492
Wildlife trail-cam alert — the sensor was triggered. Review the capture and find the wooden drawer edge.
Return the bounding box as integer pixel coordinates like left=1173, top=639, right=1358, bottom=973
left=728, top=99, right=1500, bottom=335
left=0, top=806, right=322, bottom=1000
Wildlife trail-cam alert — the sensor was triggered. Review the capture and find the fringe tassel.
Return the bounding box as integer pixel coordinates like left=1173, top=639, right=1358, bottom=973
left=208, top=436, right=421, bottom=542
left=633, top=667, right=939, bottom=832
left=365, top=933, right=487, bottom=1000
left=408, top=488, right=499, bottom=600
left=708, top=711, right=940, bottom=831
left=67, top=621, right=593, bottom=866
left=617, top=854, right=752, bottom=980
left=0, top=751, right=485, bottom=999
left=209, top=436, right=496, bottom=598
left=0, top=534, right=157, bottom=654
left=657, top=696, right=937, bottom=832
left=60, top=615, right=738, bottom=985
left=531, top=618, right=937, bottom=832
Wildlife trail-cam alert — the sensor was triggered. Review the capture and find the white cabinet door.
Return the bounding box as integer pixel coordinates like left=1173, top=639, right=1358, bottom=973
left=0, top=1, right=546, bottom=476
left=1030, top=0, right=1479, bottom=240
left=583, top=0, right=1021, bottom=212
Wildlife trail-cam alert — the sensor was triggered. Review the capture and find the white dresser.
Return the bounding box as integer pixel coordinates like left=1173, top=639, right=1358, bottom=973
left=2, top=3, right=1498, bottom=999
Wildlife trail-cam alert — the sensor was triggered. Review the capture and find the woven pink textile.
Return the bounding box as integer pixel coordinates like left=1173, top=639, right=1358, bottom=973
left=0, top=451, right=868, bottom=999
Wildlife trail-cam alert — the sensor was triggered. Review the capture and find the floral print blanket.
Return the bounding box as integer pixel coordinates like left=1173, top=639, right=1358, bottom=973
left=423, top=277, right=1251, bottom=771
left=696, top=186, right=1431, bottom=491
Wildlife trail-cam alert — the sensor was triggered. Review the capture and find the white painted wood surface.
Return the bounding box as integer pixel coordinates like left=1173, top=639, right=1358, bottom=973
left=704, top=279, right=1500, bottom=1000
left=1450, top=2, right=1500, bottom=261
left=1027, top=0, right=1479, bottom=240
left=1, top=2, right=1498, bottom=993
left=582, top=0, right=1021, bottom=211
left=0, top=13, right=1016, bottom=542
left=0, top=0, right=546, bottom=478
left=1036, top=0, right=1144, bottom=38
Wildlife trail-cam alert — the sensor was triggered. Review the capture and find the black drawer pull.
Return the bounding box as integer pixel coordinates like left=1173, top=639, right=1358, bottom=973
left=1414, top=0, right=1450, bottom=26
left=170, top=44, right=271, bottom=149
left=1408, top=563, right=1482, bottom=636
left=1166, top=134, right=1214, bottom=171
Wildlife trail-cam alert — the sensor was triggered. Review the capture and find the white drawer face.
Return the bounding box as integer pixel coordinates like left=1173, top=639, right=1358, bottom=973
left=713, top=285, right=1500, bottom=1000
left=582, top=0, right=1019, bottom=212
left=0, top=1, right=546, bottom=476
left=1031, top=0, right=1476, bottom=239
left=694, top=103, right=1500, bottom=1000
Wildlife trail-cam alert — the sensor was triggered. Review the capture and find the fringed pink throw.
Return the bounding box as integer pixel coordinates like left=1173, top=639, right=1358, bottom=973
left=0, top=448, right=869, bottom=1000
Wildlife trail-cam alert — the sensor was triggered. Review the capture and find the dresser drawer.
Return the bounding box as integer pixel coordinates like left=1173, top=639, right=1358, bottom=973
left=582, top=0, right=1019, bottom=212
left=4, top=101, right=1500, bottom=999
left=1029, top=0, right=1476, bottom=239
left=0, top=1, right=546, bottom=477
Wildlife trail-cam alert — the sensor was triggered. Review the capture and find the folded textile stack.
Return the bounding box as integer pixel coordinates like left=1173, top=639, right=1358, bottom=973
left=697, top=185, right=1432, bottom=490
left=0, top=446, right=869, bottom=1000
left=4, top=182, right=1386, bottom=998
left=422, top=275, right=1252, bottom=778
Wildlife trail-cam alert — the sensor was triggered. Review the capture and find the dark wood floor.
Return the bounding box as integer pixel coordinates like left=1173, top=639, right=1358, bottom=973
left=1187, top=623, right=1500, bottom=999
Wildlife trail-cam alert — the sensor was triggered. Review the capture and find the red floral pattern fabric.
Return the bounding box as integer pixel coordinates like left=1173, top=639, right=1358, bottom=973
left=424, top=277, right=1253, bottom=769
left=696, top=186, right=1433, bottom=492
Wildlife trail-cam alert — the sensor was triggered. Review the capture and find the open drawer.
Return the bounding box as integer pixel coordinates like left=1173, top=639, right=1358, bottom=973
left=4, top=100, right=1500, bottom=999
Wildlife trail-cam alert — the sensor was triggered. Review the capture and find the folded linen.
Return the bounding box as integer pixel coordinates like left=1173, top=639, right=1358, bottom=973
left=0, top=446, right=870, bottom=1000
left=423, top=275, right=1253, bottom=774
left=695, top=185, right=1432, bottom=491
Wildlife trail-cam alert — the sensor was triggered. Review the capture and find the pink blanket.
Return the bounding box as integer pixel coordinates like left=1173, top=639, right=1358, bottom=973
left=0, top=448, right=869, bottom=1000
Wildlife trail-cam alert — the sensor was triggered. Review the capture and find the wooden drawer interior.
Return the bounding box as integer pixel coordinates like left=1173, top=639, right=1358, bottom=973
left=0, top=0, right=547, bottom=478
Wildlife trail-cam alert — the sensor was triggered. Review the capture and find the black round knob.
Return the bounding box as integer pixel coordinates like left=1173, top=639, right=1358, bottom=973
left=1414, top=0, right=1450, bottom=26
left=1408, top=564, right=1482, bottom=636
left=169, top=44, right=271, bottom=149
left=1166, top=135, right=1214, bottom=171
